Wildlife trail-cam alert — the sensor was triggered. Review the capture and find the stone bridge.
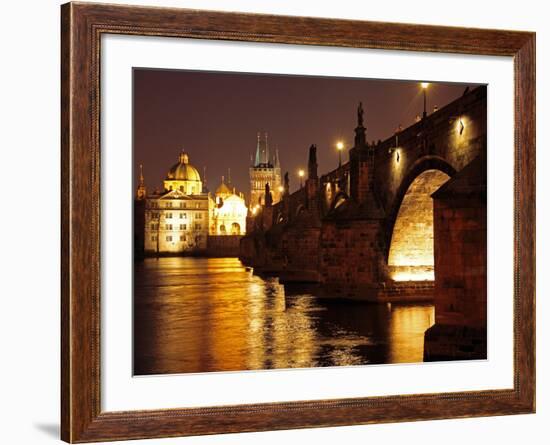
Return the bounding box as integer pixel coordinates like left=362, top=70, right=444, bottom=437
left=240, top=85, right=487, bottom=306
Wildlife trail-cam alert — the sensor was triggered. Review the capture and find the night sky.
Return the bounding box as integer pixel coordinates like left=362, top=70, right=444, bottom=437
left=133, top=69, right=477, bottom=196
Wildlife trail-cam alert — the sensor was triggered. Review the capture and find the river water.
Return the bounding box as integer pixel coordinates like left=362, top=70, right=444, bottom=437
left=134, top=257, right=434, bottom=375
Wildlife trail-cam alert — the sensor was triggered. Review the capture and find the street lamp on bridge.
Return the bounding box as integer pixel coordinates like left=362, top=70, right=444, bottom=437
left=298, top=169, right=305, bottom=188
left=421, top=82, right=430, bottom=119
left=336, top=141, right=344, bottom=167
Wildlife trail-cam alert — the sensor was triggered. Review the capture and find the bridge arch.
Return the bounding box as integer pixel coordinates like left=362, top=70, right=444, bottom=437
left=386, top=156, right=456, bottom=282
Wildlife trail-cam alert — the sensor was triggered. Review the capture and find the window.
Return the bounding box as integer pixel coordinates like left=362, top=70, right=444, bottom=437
left=179, top=224, right=185, bottom=230
left=179, top=213, right=185, bottom=219
left=181, top=202, right=186, bottom=209
left=231, top=222, right=241, bottom=235
left=151, top=235, right=157, bottom=242
left=180, top=235, right=186, bottom=242
left=196, top=213, right=202, bottom=219
left=166, top=201, right=172, bottom=208
left=165, top=224, right=172, bottom=230
left=166, top=235, right=172, bottom=242
left=196, top=203, right=200, bottom=209
left=195, top=223, right=202, bottom=230
left=166, top=212, right=172, bottom=219
left=150, top=223, right=158, bottom=230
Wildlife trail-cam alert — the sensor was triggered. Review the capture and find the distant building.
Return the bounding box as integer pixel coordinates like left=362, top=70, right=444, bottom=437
left=249, top=132, right=282, bottom=208
left=135, top=150, right=248, bottom=256
left=137, top=151, right=212, bottom=254
left=210, top=177, right=248, bottom=236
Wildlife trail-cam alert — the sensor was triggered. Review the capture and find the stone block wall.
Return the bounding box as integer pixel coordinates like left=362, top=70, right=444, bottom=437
left=424, top=157, right=487, bottom=361
left=433, top=198, right=487, bottom=327
left=319, top=219, right=387, bottom=298
left=279, top=225, right=321, bottom=280
left=207, top=235, right=243, bottom=257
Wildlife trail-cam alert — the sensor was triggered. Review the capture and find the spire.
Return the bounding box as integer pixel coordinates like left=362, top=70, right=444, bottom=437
left=139, top=164, right=144, bottom=186
left=227, top=167, right=231, bottom=185
left=202, top=166, right=208, bottom=193
left=255, top=132, right=261, bottom=166
left=265, top=132, right=270, bottom=165
left=136, top=164, right=147, bottom=200
left=275, top=148, right=281, bottom=169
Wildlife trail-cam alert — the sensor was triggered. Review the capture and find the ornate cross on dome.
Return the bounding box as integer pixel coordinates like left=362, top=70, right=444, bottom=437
left=179, top=151, right=189, bottom=164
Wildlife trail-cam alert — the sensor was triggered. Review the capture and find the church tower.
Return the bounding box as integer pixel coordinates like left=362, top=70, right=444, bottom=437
left=249, top=132, right=282, bottom=208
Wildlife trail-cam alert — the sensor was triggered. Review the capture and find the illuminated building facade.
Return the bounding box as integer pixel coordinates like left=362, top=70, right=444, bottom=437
left=249, top=132, right=282, bottom=208
left=136, top=150, right=249, bottom=255
left=138, top=150, right=212, bottom=254
left=210, top=177, right=248, bottom=236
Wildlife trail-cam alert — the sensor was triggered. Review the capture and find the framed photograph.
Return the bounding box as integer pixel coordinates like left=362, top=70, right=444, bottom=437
left=61, top=2, right=535, bottom=442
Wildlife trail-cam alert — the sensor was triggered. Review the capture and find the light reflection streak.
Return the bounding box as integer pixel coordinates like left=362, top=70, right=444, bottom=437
left=134, top=257, right=435, bottom=375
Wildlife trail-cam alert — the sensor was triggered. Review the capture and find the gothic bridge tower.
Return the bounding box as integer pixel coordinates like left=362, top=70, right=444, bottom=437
left=249, top=132, right=282, bottom=207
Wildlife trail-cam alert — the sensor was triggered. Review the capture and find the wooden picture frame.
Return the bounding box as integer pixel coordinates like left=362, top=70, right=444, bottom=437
left=61, top=2, right=535, bottom=442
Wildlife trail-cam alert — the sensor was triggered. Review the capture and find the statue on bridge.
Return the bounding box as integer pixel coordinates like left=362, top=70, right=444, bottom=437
left=265, top=183, right=273, bottom=207
left=308, top=144, right=318, bottom=180
left=284, top=172, right=290, bottom=195
left=354, top=102, right=367, bottom=147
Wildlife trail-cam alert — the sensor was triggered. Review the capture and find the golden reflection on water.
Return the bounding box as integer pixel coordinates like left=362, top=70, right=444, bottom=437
left=388, top=304, right=435, bottom=363
left=133, top=257, right=434, bottom=375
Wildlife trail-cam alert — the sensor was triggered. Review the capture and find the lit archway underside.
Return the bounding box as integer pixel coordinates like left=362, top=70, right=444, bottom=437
left=388, top=169, right=451, bottom=282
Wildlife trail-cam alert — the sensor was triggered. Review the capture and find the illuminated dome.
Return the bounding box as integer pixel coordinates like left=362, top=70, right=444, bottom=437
left=163, top=150, right=203, bottom=195
left=215, top=180, right=232, bottom=197
left=166, top=151, right=201, bottom=182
